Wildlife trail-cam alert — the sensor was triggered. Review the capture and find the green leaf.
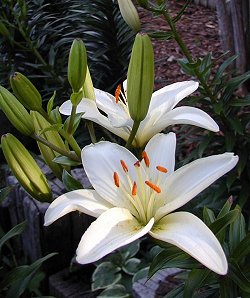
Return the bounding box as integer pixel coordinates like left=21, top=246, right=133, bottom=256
left=38, top=124, right=64, bottom=135
left=47, top=91, right=56, bottom=115
left=98, top=284, right=129, bottom=297
left=0, top=221, right=26, bottom=253
left=122, top=258, right=141, bottom=275
left=64, top=112, right=83, bottom=135
left=0, top=186, right=13, bottom=204
left=217, top=198, right=233, bottom=218
left=231, top=233, right=250, bottom=262
left=62, top=170, right=83, bottom=191
left=183, top=269, right=210, bottom=298
left=203, top=206, right=215, bottom=226
left=229, top=205, right=245, bottom=253
left=213, top=55, right=237, bottom=84
left=228, top=118, right=244, bottom=135
left=132, top=267, right=149, bottom=283
left=70, top=91, right=83, bottom=106
left=164, top=284, right=185, bottom=298
left=53, top=155, right=81, bottom=166
left=228, top=259, right=250, bottom=293
left=92, top=262, right=121, bottom=290
left=148, top=30, right=173, bottom=40
left=119, top=239, right=140, bottom=260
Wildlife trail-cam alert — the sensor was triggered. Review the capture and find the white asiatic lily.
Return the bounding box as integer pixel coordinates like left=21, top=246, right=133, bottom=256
left=44, top=133, right=238, bottom=275
left=59, top=81, right=219, bottom=147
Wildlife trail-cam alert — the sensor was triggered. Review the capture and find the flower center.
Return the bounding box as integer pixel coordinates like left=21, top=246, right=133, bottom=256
left=112, top=152, right=168, bottom=224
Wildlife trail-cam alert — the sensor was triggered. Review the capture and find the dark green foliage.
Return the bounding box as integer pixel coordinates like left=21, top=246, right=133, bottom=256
left=0, top=0, right=134, bottom=101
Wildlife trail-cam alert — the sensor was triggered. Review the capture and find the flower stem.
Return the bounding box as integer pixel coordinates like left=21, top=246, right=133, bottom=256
left=125, top=120, right=141, bottom=149
left=67, top=104, right=77, bottom=135
left=33, top=133, right=80, bottom=162
left=86, top=120, right=97, bottom=144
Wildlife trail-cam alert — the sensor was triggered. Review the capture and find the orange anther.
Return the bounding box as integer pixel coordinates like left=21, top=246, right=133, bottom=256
left=156, top=165, right=168, bottom=173
left=145, top=181, right=161, bottom=193
left=132, top=181, right=137, bottom=196
left=120, top=160, right=128, bottom=172
left=134, top=161, right=140, bottom=167
left=114, top=172, right=120, bottom=187
left=142, top=151, right=150, bottom=167
left=115, top=84, right=121, bottom=103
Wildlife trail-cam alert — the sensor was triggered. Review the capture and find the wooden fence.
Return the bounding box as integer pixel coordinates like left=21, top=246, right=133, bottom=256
left=193, top=0, right=216, bottom=9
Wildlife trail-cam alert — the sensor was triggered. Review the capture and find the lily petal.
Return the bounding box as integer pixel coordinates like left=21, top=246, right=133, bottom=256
left=156, top=106, right=219, bottom=132
left=144, top=132, right=176, bottom=178
left=81, top=141, right=146, bottom=210
left=59, top=99, right=130, bottom=140
left=44, top=189, right=112, bottom=226
left=76, top=207, right=154, bottom=264
left=150, top=212, right=228, bottom=275
left=156, top=153, right=239, bottom=219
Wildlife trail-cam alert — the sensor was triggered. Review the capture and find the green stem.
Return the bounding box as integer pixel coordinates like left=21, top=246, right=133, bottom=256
left=162, top=9, right=216, bottom=101
left=86, top=120, right=97, bottom=144
left=125, top=120, right=141, bottom=149
left=67, top=104, right=77, bottom=135
left=33, top=134, right=80, bottom=162
left=40, top=108, right=81, bottom=157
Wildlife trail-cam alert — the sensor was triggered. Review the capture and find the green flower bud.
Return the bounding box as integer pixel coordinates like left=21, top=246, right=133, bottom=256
left=68, top=38, right=87, bottom=93
left=10, top=72, right=42, bottom=111
left=82, top=66, right=95, bottom=100
left=127, top=33, right=154, bottom=122
left=117, top=0, right=141, bottom=32
left=0, top=86, right=34, bottom=136
left=31, top=111, right=67, bottom=179
left=1, top=133, right=52, bottom=202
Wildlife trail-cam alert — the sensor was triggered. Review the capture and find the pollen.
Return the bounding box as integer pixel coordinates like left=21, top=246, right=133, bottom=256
left=113, top=172, right=120, bottom=187
left=142, top=151, right=150, bottom=167
left=120, top=160, right=128, bottom=172
left=134, top=161, right=140, bottom=167
left=115, top=84, right=121, bottom=103
left=132, top=181, right=137, bottom=196
left=156, top=165, right=168, bottom=173
left=145, top=181, right=161, bottom=193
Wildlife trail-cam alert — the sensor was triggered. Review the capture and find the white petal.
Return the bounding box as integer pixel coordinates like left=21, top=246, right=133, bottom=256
left=44, top=189, right=112, bottom=226
left=149, top=81, right=199, bottom=116
left=81, top=141, right=146, bottom=211
left=150, top=212, right=228, bottom=275
left=156, top=153, right=238, bottom=219
left=156, top=106, right=219, bottom=132
left=60, top=99, right=130, bottom=141
left=144, top=132, right=176, bottom=177
left=76, top=207, right=154, bottom=264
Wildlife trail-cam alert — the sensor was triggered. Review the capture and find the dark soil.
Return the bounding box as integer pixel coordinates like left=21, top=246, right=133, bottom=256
left=138, top=1, right=222, bottom=89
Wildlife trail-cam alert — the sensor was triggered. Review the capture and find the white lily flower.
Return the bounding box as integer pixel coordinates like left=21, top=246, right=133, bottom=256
left=44, top=133, right=238, bottom=275
left=59, top=81, right=219, bottom=147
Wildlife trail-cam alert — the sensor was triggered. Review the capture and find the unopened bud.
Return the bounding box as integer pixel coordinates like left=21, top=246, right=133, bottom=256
left=82, top=66, right=95, bottom=100
left=0, top=86, right=34, bottom=136
left=1, top=133, right=52, bottom=202
left=10, top=72, right=42, bottom=111
left=68, top=38, right=87, bottom=93
left=117, top=0, right=141, bottom=32
left=127, top=33, right=154, bottom=122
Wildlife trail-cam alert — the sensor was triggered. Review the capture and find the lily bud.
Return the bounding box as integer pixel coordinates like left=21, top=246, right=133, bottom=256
left=82, top=66, right=95, bottom=100
left=0, top=86, right=34, bottom=136
left=1, top=133, right=52, bottom=202
left=10, top=72, right=42, bottom=111
left=127, top=33, right=154, bottom=122
left=117, top=0, right=141, bottom=32
left=31, top=111, right=67, bottom=179
left=68, top=38, right=87, bottom=93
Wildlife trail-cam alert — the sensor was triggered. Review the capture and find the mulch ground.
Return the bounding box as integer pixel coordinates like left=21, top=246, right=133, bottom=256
left=138, top=1, right=222, bottom=89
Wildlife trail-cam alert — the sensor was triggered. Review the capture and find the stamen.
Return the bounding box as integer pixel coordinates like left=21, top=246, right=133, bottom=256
left=113, top=172, right=120, bottom=187
left=142, top=151, right=150, bottom=167
left=132, top=181, right=137, bottom=196
left=120, top=160, right=128, bottom=172
left=145, top=181, right=161, bottom=193
left=134, top=161, right=140, bottom=167
left=115, top=84, right=121, bottom=103
left=156, top=165, right=168, bottom=173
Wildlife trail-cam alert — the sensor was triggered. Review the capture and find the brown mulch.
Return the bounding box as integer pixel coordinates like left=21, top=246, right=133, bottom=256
left=138, top=1, right=223, bottom=89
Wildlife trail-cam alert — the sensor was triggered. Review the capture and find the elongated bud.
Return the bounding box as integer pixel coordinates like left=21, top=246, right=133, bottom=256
left=82, top=66, right=95, bottom=100
left=1, top=133, right=52, bottom=202
left=10, top=72, right=42, bottom=111
left=117, top=0, right=141, bottom=32
left=31, top=111, right=67, bottom=179
left=68, top=38, right=87, bottom=93
left=127, top=33, right=154, bottom=122
left=0, top=86, right=34, bottom=136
